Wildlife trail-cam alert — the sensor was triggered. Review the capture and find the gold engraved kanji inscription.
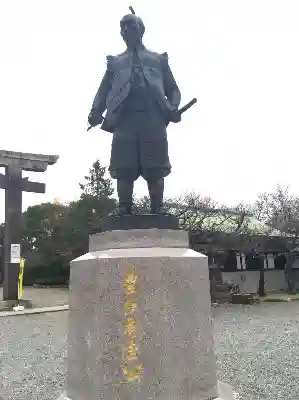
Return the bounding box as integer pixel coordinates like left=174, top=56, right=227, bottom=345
left=121, top=268, right=143, bottom=382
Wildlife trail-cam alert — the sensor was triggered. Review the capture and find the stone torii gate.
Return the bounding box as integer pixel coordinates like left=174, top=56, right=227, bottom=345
left=0, top=150, right=59, bottom=301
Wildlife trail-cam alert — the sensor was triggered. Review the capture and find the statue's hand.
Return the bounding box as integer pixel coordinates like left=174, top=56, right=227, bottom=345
left=88, top=111, right=104, bottom=127
left=168, top=105, right=181, bottom=123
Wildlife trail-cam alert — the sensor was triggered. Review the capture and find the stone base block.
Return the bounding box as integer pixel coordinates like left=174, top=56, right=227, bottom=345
left=63, top=228, right=236, bottom=400
left=57, top=381, right=238, bottom=400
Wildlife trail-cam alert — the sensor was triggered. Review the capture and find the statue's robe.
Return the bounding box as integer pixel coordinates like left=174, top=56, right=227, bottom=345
left=90, top=46, right=181, bottom=181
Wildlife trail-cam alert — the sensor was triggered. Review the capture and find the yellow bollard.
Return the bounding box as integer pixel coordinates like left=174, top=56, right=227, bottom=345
left=18, top=258, right=25, bottom=300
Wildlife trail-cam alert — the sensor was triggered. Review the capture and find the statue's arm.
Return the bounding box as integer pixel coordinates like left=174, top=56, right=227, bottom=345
left=161, top=52, right=181, bottom=108
left=90, top=56, right=114, bottom=116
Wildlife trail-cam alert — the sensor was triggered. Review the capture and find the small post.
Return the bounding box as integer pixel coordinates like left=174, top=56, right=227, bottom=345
left=13, top=258, right=25, bottom=311
left=258, top=253, right=265, bottom=297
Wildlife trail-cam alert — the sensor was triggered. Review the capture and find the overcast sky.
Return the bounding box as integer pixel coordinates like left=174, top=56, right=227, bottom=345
left=1, top=0, right=299, bottom=221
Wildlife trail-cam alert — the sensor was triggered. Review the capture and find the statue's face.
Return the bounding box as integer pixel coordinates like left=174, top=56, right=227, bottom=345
left=120, top=15, right=143, bottom=46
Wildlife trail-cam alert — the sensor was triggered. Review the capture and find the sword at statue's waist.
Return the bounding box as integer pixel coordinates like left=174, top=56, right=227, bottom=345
left=178, top=98, right=197, bottom=115
left=87, top=97, right=197, bottom=132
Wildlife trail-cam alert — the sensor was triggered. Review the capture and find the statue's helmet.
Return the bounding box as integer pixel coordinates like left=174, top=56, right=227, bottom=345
left=120, top=14, right=145, bottom=40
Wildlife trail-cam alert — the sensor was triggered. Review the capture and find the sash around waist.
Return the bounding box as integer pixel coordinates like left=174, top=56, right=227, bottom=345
left=122, top=87, right=158, bottom=112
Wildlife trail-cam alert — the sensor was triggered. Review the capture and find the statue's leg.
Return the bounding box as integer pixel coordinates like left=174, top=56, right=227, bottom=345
left=109, top=111, right=138, bottom=217
left=114, top=179, right=134, bottom=216
left=147, top=177, right=169, bottom=215
left=139, top=102, right=171, bottom=216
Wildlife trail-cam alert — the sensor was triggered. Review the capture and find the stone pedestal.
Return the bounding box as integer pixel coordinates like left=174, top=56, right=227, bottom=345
left=60, top=227, right=236, bottom=400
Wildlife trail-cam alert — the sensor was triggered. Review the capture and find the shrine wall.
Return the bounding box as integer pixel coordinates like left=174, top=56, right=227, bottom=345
left=222, top=270, right=299, bottom=294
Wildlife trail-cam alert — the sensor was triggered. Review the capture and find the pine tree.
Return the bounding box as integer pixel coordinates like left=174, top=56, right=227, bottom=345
left=79, top=160, right=114, bottom=200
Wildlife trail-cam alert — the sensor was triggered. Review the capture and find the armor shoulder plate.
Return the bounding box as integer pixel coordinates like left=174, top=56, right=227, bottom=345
left=160, top=52, right=169, bottom=67
left=106, top=55, right=115, bottom=71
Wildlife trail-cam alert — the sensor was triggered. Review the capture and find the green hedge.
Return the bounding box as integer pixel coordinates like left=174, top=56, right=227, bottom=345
left=23, top=262, right=69, bottom=286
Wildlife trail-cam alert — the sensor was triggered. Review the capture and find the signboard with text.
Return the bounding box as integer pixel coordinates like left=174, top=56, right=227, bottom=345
left=10, top=244, right=21, bottom=264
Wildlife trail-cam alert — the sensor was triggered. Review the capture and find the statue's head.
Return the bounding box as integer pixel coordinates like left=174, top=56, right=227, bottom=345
left=120, top=14, right=145, bottom=46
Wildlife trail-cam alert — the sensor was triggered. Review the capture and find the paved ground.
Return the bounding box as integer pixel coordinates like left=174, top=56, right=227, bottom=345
left=214, top=303, right=299, bottom=400
left=0, top=287, right=69, bottom=308
left=258, top=292, right=299, bottom=302
left=1, top=302, right=299, bottom=400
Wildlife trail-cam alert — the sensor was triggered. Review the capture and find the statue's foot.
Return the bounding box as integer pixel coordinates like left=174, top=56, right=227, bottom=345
left=151, top=206, right=171, bottom=216
left=108, top=205, right=132, bottom=217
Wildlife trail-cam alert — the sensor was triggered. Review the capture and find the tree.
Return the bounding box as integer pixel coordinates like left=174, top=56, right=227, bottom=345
left=22, top=202, right=71, bottom=266
left=20, top=160, right=116, bottom=284
left=167, top=192, right=253, bottom=234
left=254, top=185, right=299, bottom=238
left=133, top=195, right=151, bottom=214
left=78, top=159, right=116, bottom=232
left=80, top=159, right=114, bottom=200
left=135, top=191, right=253, bottom=234
left=253, top=185, right=299, bottom=293
left=21, top=202, right=72, bottom=284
